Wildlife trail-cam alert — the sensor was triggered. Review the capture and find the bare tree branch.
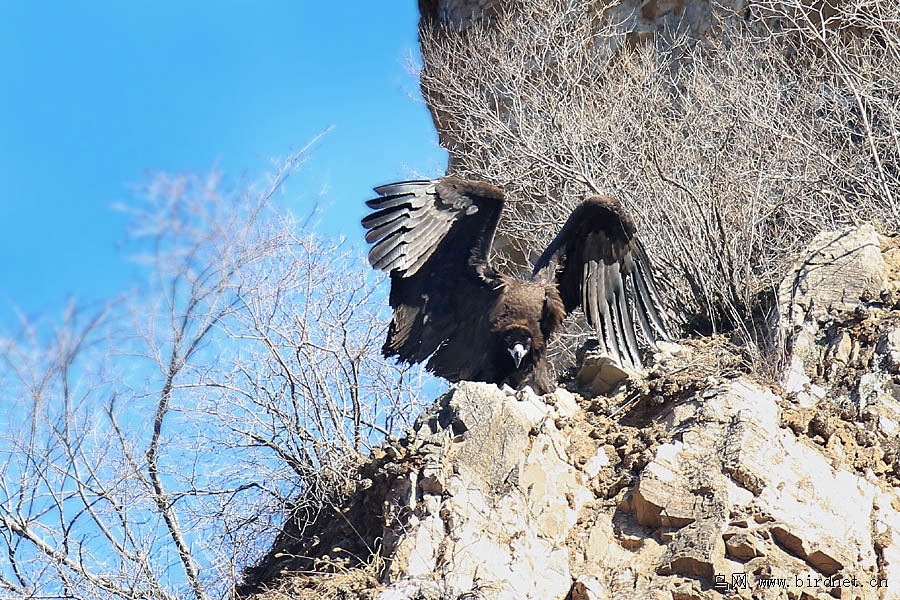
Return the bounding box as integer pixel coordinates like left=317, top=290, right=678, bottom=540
left=0, top=136, right=432, bottom=599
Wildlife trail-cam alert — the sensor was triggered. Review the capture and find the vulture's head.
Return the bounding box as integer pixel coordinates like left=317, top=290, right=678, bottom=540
left=502, top=328, right=533, bottom=369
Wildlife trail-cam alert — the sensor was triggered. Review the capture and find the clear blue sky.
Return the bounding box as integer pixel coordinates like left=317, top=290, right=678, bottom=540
left=0, top=2, right=447, bottom=326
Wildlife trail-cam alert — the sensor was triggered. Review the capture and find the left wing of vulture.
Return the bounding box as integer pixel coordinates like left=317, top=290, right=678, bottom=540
left=532, top=195, right=669, bottom=370
left=361, top=178, right=506, bottom=381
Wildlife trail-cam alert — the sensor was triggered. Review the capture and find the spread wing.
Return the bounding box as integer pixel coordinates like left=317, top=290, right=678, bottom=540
left=362, top=177, right=505, bottom=379
left=532, top=195, right=669, bottom=370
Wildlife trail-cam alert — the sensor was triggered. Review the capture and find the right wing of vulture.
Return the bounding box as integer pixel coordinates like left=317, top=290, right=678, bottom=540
left=362, top=177, right=505, bottom=380
left=532, top=195, right=669, bottom=370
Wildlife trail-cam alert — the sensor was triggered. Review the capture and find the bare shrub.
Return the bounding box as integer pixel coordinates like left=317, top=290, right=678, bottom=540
left=418, top=0, right=900, bottom=365
left=0, top=145, right=430, bottom=599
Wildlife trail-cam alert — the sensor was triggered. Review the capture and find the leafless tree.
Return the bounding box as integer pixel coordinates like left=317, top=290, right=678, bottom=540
left=0, top=141, right=431, bottom=600
left=418, top=0, right=900, bottom=365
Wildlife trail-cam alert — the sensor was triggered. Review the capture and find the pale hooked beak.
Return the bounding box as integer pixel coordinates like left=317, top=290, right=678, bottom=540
left=509, top=343, right=527, bottom=368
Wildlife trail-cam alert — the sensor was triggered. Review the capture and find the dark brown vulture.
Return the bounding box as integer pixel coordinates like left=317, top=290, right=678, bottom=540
left=362, top=177, right=669, bottom=395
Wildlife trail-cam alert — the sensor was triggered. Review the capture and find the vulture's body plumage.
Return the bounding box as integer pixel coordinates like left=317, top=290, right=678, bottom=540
left=362, top=177, right=669, bottom=394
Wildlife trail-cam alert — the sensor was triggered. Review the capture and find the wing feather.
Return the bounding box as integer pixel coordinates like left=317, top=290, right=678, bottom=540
left=370, top=243, right=407, bottom=272
left=365, top=190, right=432, bottom=211
left=363, top=178, right=504, bottom=279
left=614, top=274, right=642, bottom=365
left=632, top=243, right=670, bottom=341
left=398, top=219, right=451, bottom=274
left=533, top=195, right=669, bottom=370
left=362, top=177, right=506, bottom=374
left=372, top=181, right=436, bottom=198
left=363, top=212, right=408, bottom=243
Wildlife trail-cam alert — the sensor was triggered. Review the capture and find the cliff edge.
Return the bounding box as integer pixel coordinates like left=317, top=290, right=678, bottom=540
left=238, top=227, right=900, bottom=599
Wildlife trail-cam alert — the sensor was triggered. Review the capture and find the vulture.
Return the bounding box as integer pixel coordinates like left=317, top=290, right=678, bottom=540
left=362, top=177, right=669, bottom=395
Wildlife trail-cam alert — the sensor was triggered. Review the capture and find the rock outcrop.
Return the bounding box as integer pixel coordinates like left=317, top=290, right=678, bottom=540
left=239, top=228, right=900, bottom=599
left=235, top=4, right=900, bottom=596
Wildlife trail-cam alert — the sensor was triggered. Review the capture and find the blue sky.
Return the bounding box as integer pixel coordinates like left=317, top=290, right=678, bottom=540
left=0, top=2, right=447, bottom=327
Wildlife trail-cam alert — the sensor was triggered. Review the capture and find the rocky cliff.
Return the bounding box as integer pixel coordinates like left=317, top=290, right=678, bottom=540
left=235, top=0, right=900, bottom=596
left=238, top=227, right=900, bottom=599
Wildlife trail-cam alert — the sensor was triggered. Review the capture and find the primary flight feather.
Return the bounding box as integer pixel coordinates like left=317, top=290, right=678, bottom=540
left=362, top=177, right=669, bottom=395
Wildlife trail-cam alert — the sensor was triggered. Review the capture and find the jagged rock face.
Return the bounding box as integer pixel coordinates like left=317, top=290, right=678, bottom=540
left=778, top=225, right=900, bottom=454
left=365, top=228, right=900, bottom=600
left=374, top=381, right=900, bottom=599
left=378, top=382, right=587, bottom=599
left=238, top=228, right=900, bottom=600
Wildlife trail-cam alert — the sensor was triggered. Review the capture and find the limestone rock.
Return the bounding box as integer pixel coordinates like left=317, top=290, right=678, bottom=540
left=776, top=227, right=900, bottom=472
left=379, top=382, right=588, bottom=599
left=365, top=376, right=900, bottom=600
left=576, top=352, right=632, bottom=395
left=777, top=225, right=888, bottom=332
left=239, top=228, right=900, bottom=600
